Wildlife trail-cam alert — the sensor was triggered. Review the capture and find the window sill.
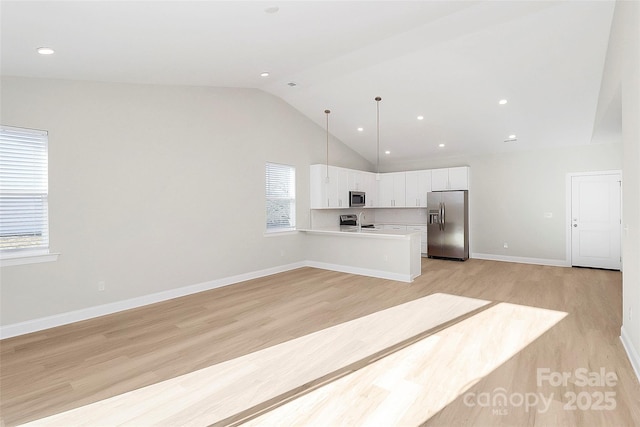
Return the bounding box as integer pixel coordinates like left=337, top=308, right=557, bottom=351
left=264, top=229, right=299, bottom=237
left=0, top=252, right=60, bottom=267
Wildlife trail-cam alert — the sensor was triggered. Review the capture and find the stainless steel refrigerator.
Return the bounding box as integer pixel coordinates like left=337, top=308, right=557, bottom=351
left=427, top=190, right=469, bottom=260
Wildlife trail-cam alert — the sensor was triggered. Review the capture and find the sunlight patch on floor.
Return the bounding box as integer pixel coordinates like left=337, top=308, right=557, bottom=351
left=241, top=303, right=568, bottom=426
left=20, top=293, right=490, bottom=426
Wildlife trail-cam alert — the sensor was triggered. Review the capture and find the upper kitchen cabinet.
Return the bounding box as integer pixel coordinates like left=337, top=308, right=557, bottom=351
left=310, top=164, right=347, bottom=208
left=310, top=164, right=330, bottom=208
left=365, top=173, right=377, bottom=207
left=405, top=170, right=432, bottom=207
left=311, top=164, right=468, bottom=209
left=350, top=171, right=377, bottom=207
left=378, top=172, right=406, bottom=207
left=310, top=164, right=369, bottom=209
left=334, top=167, right=350, bottom=208
left=348, top=170, right=365, bottom=191
left=431, top=166, right=469, bottom=191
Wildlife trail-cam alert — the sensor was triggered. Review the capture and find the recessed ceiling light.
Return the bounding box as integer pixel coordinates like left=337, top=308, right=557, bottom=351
left=499, top=99, right=508, bottom=105
left=357, top=127, right=364, bottom=132
left=384, top=150, right=391, bottom=155
left=417, top=115, right=424, bottom=120
left=508, top=134, right=517, bottom=139
left=264, top=6, right=280, bottom=14
left=438, top=143, right=445, bottom=148
left=260, top=72, right=270, bottom=77
left=36, top=47, right=55, bottom=55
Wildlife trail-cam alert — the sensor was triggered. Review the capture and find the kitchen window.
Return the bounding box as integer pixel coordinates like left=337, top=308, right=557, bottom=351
left=0, top=126, right=57, bottom=266
left=265, top=162, right=296, bottom=232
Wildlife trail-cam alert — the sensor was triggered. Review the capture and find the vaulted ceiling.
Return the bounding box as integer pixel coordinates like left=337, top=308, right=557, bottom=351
left=1, top=1, right=616, bottom=167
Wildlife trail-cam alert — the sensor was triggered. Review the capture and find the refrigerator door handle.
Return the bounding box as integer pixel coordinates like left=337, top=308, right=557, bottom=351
left=441, top=202, right=446, bottom=231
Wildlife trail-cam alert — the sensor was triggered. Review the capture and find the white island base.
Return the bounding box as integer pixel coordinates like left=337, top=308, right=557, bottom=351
left=300, top=228, right=422, bottom=283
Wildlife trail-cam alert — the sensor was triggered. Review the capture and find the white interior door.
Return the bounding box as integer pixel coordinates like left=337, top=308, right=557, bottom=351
left=571, top=173, right=621, bottom=270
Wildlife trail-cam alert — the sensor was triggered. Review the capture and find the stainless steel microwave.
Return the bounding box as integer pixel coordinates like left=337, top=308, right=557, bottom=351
left=349, top=191, right=366, bottom=207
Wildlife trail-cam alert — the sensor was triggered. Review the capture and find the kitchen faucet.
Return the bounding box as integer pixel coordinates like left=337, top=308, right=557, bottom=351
left=358, top=211, right=364, bottom=231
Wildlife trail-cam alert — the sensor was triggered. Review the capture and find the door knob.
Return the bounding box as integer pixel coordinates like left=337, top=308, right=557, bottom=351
left=573, top=224, right=578, bottom=227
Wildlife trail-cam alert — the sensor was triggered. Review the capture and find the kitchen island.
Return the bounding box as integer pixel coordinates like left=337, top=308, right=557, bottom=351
left=299, top=227, right=422, bottom=283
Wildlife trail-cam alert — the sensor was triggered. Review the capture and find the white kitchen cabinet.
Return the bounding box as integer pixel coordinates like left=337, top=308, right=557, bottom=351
left=431, top=168, right=449, bottom=191
left=448, top=166, right=469, bottom=190
left=383, top=224, right=407, bottom=231
left=309, top=164, right=349, bottom=208
left=310, top=164, right=328, bottom=208
left=362, top=172, right=377, bottom=207
left=348, top=170, right=376, bottom=207
left=335, top=167, right=350, bottom=208
left=378, top=172, right=406, bottom=207
left=405, top=170, right=432, bottom=207
left=348, top=170, right=365, bottom=191
left=407, top=225, right=428, bottom=255
left=312, top=164, right=468, bottom=209
left=431, top=166, right=469, bottom=191
left=323, top=166, right=338, bottom=208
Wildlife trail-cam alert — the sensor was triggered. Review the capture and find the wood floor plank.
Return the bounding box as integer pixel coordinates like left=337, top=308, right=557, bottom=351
left=15, top=293, right=489, bottom=426
left=1, top=259, right=639, bottom=426
left=241, top=303, right=568, bottom=426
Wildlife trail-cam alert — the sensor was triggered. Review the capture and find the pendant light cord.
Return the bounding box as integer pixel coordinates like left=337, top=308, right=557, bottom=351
left=375, top=97, right=381, bottom=174
left=324, top=109, right=330, bottom=181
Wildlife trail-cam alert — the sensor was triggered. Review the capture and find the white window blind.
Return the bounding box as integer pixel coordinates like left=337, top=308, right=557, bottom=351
left=265, top=162, right=296, bottom=231
left=0, top=126, right=50, bottom=254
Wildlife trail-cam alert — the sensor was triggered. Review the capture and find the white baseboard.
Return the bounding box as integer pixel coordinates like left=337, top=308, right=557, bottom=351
left=10, top=254, right=570, bottom=339
left=305, top=260, right=412, bottom=283
left=471, top=253, right=570, bottom=267
left=0, top=262, right=306, bottom=339
left=620, top=326, right=640, bottom=382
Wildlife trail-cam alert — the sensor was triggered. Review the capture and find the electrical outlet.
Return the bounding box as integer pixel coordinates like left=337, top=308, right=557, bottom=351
left=503, top=242, right=508, bottom=249
left=384, top=254, right=389, bottom=262
left=98, top=281, right=105, bottom=291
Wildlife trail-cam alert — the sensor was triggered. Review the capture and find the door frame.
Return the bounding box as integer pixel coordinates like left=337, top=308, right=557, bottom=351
left=565, top=170, right=623, bottom=269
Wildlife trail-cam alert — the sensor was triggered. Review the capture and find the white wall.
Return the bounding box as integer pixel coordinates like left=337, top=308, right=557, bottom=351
left=0, top=76, right=371, bottom=326
left=381, top=143, right=622, bottom=264
left=604, top=0, right=640, bottom=376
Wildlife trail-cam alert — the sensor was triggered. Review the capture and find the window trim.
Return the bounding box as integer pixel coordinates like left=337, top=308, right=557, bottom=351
left=265, top=162, right=297, bottom=233
left=0, top=250, right=59, bottom=267
left=263, top=229, right=299, bottom=237
left=0, top=125, right=56, bottom=266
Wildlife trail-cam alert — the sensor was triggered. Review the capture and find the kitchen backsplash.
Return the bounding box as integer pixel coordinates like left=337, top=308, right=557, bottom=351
left=309, top=208, right=427, bottom=229
left=374, top=208, right=427, bottom=225
left=310, top=209, right=376, bottom=228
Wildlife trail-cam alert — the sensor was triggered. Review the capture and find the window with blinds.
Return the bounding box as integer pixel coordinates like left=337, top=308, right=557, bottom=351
left=265, top=162, right=296, bottom=232
left=0, top=126, right=50, bottom=255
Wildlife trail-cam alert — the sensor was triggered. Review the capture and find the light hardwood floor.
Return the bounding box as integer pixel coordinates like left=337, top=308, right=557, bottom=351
left=242, top=302, right=568, bottom=426
left=15, top=293, right=495, bottom=426
left=1, top=258, right=639, bottom=426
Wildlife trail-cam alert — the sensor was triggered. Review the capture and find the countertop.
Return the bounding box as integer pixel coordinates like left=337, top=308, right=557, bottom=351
left=298, top=226, right=421, bottom=240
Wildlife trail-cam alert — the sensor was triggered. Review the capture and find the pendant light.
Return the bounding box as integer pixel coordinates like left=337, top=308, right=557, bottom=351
left=375, top=96, right=382, bottom=180
left=324, top=109, right=331, bottom=183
